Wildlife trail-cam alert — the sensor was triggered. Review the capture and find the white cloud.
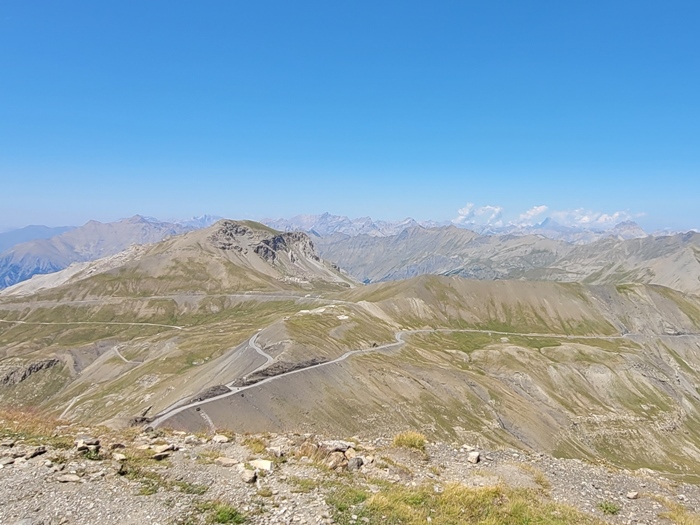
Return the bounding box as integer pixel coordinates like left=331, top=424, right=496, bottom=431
left=452, top=202, right=643, bottom=232
left=514, top=205, right=548, bottom=226
left=550, top=208, right=638, bottom=229
left=453, top=203, right=503, bottom=227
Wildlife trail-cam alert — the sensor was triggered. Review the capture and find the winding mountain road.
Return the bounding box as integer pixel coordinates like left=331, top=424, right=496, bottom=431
left=0, top=318, right=183, bottom=330
left=5, top=289, right=698, bottom=426
left=114, top=347, right=143, bottom=364
left=148, top=324, right=700, bottom=429
left=148, top=330, right=408, bottom=428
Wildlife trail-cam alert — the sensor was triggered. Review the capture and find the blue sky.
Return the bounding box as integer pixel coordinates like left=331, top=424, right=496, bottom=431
left=1, top=1, right=699, bottom=231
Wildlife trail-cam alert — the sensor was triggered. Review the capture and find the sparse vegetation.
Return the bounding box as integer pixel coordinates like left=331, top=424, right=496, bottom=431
left=256, top=487, right=273, bottom=498
left=326, top=485, right=369, bottom=512
left=83, top=448, right=103, bottom=461
left=124, top=468, right=166, bottom=496
left=242, top=436, right=267, bottom=455
left=597, top=500, right=621, bottom=515
left=116, top=449, right=210, bottom=496
left=378, top=456, right=414, bottom=476
left=392, top=431, right=427, bottom=452
left=173, top=480, right=209, bottom=495
left=0, top=408, right=73, bottom=449
left=518, top=463, right=552, bottom=491
left=213, top=504, right=246, bottom=524
left=653, top=495, right=700, bottom=525
left=196, top=450, right=221, bottom=464
left=328, top=482, right=605, bottom=525
left=288, top=476, right=320, bottom=493
left=196, top=501, right=246, bottom=524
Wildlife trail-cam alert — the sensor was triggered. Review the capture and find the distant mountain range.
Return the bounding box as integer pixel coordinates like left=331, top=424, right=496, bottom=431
left=0, top=211, right=696, bottom=292
left=0, top=225, right=75, bottom=253
left=170, top=214, right=223, bottom=229
left=315, top=225, right=700, bottom=294
left=0, top=216, right=195, bottom=288
left=0, top=219, right=351, bottom=298
left=0, top=215, right=226, bottom=289
left=262, top=212, right=650, bottom=243
left=472, top=217, right=649, bottom=243
left=263, top=212, right=443, bottom=238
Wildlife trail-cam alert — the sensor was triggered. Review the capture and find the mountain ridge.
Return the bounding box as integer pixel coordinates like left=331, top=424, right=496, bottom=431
left=314, top=225, right=700, bottom=294
left=0, top=219, right=353, bottom=299
left=0, top=225, right=75, bottom=253
left=0, top=216, right=194, bottom=289
left=262, top=212, right=654, bottom=243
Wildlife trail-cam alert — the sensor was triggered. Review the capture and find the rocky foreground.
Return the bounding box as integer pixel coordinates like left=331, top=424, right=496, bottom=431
left=0, top=421, right=699, bottom=525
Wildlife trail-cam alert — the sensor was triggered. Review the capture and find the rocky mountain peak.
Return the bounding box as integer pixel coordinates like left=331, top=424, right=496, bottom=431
left=208, top=220, right=321, bottom=265
left=610, top=220, right=647, bottom=240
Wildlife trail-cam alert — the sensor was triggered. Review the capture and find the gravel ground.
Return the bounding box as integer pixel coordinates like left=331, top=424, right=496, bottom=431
left=1, top=430, right=698, bottom=525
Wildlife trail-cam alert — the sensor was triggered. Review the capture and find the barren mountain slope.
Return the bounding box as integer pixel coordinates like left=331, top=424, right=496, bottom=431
left=316, top=227, right=700, bottom=294
left=0, top=219, right=354, bottom=300
left=160, top=277, right=700, bottom=480
left=3, top=256, right=700, bottom=480
left=0, top=219, right=356, bottom=426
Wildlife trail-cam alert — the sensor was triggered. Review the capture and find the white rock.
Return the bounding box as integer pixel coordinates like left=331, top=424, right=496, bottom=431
left=250, top=459, right=273, bottom=471
left=241, top=469, right=257, bottom=483
left=319, top=440, right=353, bottom=452
left=215, top=457, right=238, bottom=467
left=268, top=446, right=283, bottom=457
left=56, top=474, right=81, bottom=483
left=212, top=434, right=230, bottom=444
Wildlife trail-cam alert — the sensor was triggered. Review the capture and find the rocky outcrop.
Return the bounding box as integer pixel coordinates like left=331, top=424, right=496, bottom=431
left=208, top=221, right=255, bottom=250
left=210, top=221, right=321, bottom=265
left=253, top=243, right=277, bottom=263
left=189, top=385, right=231, bottom=403
left=0, top=358, right=61, bottom=386
left=231, top=358, right=329, bottom=387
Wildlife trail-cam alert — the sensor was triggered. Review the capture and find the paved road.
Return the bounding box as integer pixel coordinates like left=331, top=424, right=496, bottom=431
left=5, top=289, right=698, bottom=425
left=0, top=318, right=183, bottom=330
left=114, top=347, right=143, bottom=364
left=149, top=324, right=700, bottom=428
left=0, top=292, right=354, bottom=309
left=148, top=330, right=407, bottom=428
left=224, top=332, right=274, bottom=388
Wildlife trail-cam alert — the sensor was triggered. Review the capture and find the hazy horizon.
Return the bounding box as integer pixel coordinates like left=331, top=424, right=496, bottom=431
left=0, top=208, right=696, bottom=236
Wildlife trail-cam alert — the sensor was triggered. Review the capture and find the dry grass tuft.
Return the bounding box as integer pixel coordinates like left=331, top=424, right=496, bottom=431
left=330, top=482, right=606, bottom=525
left=518, top=463, right=552, bottom=491
left=0, top=407, right=73, bottom=448
left=242, top=436, right=267, bottom=455
left=653, top=495, right=700, bottom=525
left=392, top=431, right=427, bottom=452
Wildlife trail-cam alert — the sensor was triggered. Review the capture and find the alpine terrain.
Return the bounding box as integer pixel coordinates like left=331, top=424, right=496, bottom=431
left=2, top=219, right=700, bottom=524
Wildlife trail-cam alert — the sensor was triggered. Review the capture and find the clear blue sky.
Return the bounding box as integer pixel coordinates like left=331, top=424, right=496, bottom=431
left=1, top=1, right=699, bottom=231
